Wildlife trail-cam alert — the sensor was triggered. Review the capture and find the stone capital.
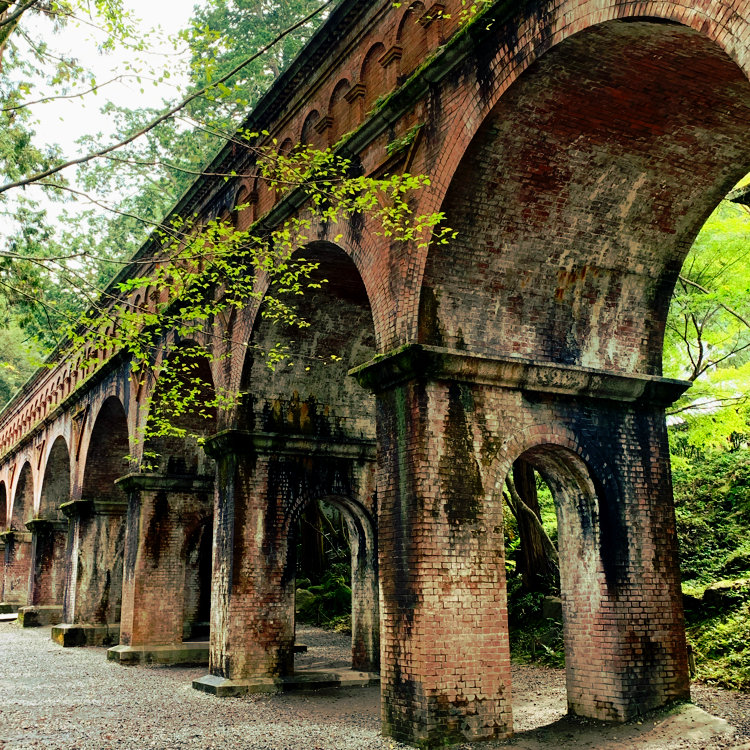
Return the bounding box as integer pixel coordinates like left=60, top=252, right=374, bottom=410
left=115, top=472, right=214, bottom=494
left=350, top=344, right=690, bottom=406
left=0, top=529, right=32, bottom=543
left=60, top=497, right=128, bottom=518
left=25, top=517, right=67, bottom=533
left=203, top=430, right=376, bottom=462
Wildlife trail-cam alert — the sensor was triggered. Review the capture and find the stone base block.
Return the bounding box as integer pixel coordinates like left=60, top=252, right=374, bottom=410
left=192, top=668, right=380, bottom=697
left=18, top=605, right=63, bottom=628
left=51, top=623, right=120, bottom=647
left=0, top=602, right=20, bottom=614
left=0, top=612, right=18, bottom=622
left=107, top=642, right=209, bottom=666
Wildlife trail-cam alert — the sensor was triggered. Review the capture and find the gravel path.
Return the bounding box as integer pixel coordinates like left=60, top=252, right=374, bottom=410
left=0, top=622, right=747, bottom=749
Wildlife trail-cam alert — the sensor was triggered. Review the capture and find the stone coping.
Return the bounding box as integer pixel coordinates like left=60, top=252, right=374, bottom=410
left=114, top=473, right=214, bottom=494
left=0, top=530, right=32, bottom=543
left=25, top=517, right=67, bottom=533
left=204, top=431, right=376, bottom=462
left=192, top=668, right=380, bottom=696
left=59, top=498, right=127, bottom=518
left=350, top=344, right=691, bottom=406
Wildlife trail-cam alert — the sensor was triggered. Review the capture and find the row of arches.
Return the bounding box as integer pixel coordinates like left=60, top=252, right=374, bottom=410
left=2, top=2, right=748, bottom=742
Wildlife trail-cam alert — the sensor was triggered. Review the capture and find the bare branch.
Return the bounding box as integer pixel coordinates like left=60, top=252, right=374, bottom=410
left=679, top=274, right=750, bottom=330
left=0, top=0, right=335, bottom=195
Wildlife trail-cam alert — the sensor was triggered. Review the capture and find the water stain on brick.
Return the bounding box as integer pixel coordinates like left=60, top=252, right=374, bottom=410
left=440, top=384, right=482, bottom=526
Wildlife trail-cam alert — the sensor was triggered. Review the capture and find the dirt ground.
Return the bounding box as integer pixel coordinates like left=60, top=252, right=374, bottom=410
left=0, top=622, right=748, bottom=750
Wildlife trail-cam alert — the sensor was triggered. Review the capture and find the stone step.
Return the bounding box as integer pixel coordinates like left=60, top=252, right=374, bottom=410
left=51, top=623, right=120, bottom=647
left=192, top=668, right=380, bottom=697
left=107, top=641, right=209, bottom=666
left=0, top=612, right=18, bottom=622
left=18, top=605, right=63, bottom=628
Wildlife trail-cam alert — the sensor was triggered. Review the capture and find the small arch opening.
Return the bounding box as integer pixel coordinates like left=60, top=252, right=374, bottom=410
left=291, top=494, right=379, bottom=673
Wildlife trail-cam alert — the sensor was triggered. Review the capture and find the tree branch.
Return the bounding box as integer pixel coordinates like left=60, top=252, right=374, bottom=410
left=0, top=0, right=335, bottom=195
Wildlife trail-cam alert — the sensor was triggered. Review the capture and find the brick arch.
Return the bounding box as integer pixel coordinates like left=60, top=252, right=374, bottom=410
left=81, top=395, right=130, bottom=502
left=142, top=341, right=217, bottom=475
left=288, top=491, right=380, bottom=672
left=238, top=240, right=377, bottom=430
left=300, top=109, right=322, bottom=148
left=39, top=435, right=71, bottom=519
left=396, top=1, right=428, bottom=80
left=361, top=42, right=386, bottom=111
left=412, top=10, right=750, bottom=375
left=485, top=426, right=661, bottom=721
left=328, top=78, right=352, bottom=144
left=11, top=460, right=33, bottom=530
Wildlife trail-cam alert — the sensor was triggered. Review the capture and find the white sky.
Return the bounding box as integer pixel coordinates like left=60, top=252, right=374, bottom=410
left=27, top=1, right=203, bottom=156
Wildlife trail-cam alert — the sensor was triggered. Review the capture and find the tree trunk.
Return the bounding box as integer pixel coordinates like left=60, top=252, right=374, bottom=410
left=511, top=459, right=559, bottom=593
left=299, top=499, right=325, bottom=583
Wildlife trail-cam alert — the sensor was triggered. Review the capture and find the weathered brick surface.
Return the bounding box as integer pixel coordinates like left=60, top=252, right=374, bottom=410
left=357, top=347, right=689, bottom=742
left=119, top=477, right=213, bottom=647
left=0, top=0, right=746, bottom=743
left=1, top=532, right=32, bottom=605
left=207, top=435, right=378, bottom=680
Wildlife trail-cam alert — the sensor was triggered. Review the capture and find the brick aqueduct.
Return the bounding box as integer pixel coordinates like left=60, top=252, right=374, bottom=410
left=1, top=0, right=749, bottom=744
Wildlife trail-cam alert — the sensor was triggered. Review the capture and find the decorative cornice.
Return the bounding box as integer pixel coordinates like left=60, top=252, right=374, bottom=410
left=60, top=497, right=128, bottom=518
left=420, top=3, right=446, bottom=27
left=344, top=82, right=366, bottom=103
left=204, top=430, right=376, bottom=462
left=379, top=45, right=403, bottom=68
left=350, top=344, right=691, bottom=406
left=25, top=517, right=67, bottom=533
left=115, top=473, right=214, bottom=494
left=313, top=114, right=334, bottom=133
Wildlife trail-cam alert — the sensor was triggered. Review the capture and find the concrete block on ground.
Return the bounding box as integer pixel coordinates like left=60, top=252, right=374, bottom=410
left=192, top=668, right=379, bottom=697
left=51, top=623, right=120, bottom=647
left=107, top=642, right=209, bottom=666
left=18, top=605, right=63, bottom=628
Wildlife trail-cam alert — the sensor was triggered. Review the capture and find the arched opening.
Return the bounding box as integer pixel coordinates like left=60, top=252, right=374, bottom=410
left=328, top=78, right=352, bottom=144
left=419, top=19, right=750, bottom=376
left=241, top=242, right=377, bottom=439
left=502, top=460, right=562, bottom=670
left=396, top=2, right=428, bottom=82
left=207, top=242, right=378, bottom=684
left=11, top=461, right=33, bottom=530
left=30, top=436, right=71, bottom=606
left=3, top=462, right=34, bottom=605
left=81, top=396, right=130, bottom=503
left=72, top=396, right=130, bottom=625
left=290, top=494, right=379, bottom=673
left=144, top=343, right=216, bottom=475
left=360, top=43, right=386, bottom=112
left=499, top=444, right=610, bottom=729
left=39, top=436, right=70, bottom=519
left=300, top=109, right=322, bottom=149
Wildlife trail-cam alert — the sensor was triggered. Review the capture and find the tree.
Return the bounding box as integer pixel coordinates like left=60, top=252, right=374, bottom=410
left=504, top=459, right=559, bottom=594
left=664, top=190, right=750, bottom=452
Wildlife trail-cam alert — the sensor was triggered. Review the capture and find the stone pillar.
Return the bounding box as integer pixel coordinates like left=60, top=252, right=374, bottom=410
left=52, top=498, right=126, bottom=647
left=17, top=518, right=68, bottom=627
left=352, top=344, right=692, bottom=745
left=0, top=530, right=33, bottom=607
left=107, top=473, right=212, bottom=665
left=193, top=430, right=379, bottom=696
left=195, top=432, right=295, bottom=695
left=349, top=512, right=379, bottom=673
left=356, top=358, right=511, bottom=746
